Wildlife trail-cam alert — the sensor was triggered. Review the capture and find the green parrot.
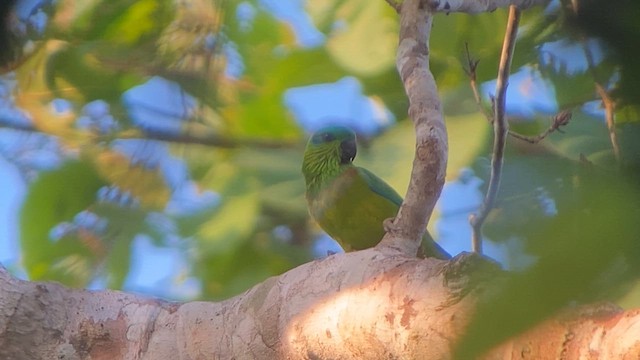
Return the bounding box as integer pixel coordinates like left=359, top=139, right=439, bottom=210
left=302, top=126, right=450, bottom=260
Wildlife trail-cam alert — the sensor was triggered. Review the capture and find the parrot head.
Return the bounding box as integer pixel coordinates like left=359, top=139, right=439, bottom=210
left=302, top=126, right=357, bottom=188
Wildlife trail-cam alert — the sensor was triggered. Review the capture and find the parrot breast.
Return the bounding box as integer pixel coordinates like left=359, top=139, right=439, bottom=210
left=307, top=167, right=399, bottom=251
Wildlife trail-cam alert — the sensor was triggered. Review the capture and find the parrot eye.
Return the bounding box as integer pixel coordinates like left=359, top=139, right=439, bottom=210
left=322, top=133, right=335, bottom=142
left=312, top=132, right=336, bottom=144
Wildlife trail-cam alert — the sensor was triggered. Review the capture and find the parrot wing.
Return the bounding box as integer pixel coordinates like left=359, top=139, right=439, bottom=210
left=356, top=167, right=403, bottom=207
left=357, top=166, right=451, bottom=260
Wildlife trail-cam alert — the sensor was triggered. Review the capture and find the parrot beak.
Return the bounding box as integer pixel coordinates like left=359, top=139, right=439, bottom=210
left=340, top=138, right=357, bottom=164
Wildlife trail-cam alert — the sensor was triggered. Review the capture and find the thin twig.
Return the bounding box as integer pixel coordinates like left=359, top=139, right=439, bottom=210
left=595, top=83, right=620, bottom=163
left=0, top=120, right=296, bottom=149
left=582, top=42, right=621, bottom=163
left=469, top=5, right=521, bottom=254
left=507, top=110, right=572, bottom=144
left=464, top=43, right=571, bottom=144
left=463, top=43, right=488, bottom=119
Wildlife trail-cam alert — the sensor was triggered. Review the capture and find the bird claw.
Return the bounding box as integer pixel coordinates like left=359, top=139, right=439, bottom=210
left=383, top=217, right=397, bottom=233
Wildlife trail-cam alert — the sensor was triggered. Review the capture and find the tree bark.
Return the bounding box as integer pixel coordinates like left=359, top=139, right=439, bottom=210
left=2, top=256, right=640, bottom=359
left=381, top=0, right=449, bottom=255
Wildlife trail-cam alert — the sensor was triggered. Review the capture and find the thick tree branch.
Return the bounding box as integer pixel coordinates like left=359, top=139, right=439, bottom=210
left=380, top=0, right=448, bottom=256
left=0, top=253, right=487, bottom=359
left=482, top=304, right=640, bottom=359
left=469, top=5, right=520, bottom=254
left=3, top=255, right=640, bottom=359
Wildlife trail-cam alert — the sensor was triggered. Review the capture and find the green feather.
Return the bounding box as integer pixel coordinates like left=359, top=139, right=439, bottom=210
left=302, top=126, right=450, bottom=259
left=357, top=167, right=403, bottom=207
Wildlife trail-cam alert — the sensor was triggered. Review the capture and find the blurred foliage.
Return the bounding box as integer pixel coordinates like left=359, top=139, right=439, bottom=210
left=457, top=171, right=640, bottom=358
left=20, top=160, right=107, bottom=286
left=1, top=0, right=638, bottom=335
left=307, top=0, right=397, bottom=76
left=563, top=0, right=640, bottom=107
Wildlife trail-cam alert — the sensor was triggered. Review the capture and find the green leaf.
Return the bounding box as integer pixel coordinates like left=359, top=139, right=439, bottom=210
left=198, top=238, right=300, bottom=300
left=617, top=104, right=640, bottom=125
left=360, top=68, right=407, bottom=121
left=540, top=66, right=598, bottom=108
left=20, top=160, right=106, bottom=283
left=187, top=146, right=311, bottom=299
left=91, top=200, right=150, bottom=288
left=234, top=147, right=308, bottom=218
left=307, top=0, right=397, bottom=77
left=104, top=227, right=133, bottom=289
left=198, top=173, right=260, bottom=254
left=481, top=148, right=578, bottom=243
left=101, top=0, right=172, bottom=45
left=618, top=122, right=640, bottom=170
left=46, top=43, right=136, bottom=102
left=545, top=111, right=613, bottom=166
left=228, top=5, right=297, bottom=84
left=57, top=0, right=173, bottom=45
left=430, top=8, right=508, bottom=88
left=270, top=48, right=347, bottom=89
